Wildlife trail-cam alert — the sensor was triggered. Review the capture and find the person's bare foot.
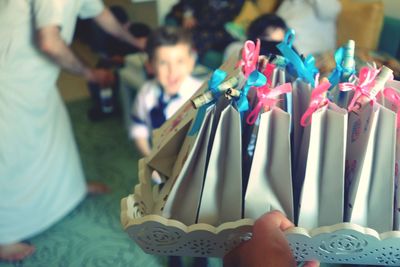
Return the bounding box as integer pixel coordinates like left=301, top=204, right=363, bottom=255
left=0, top=243, right=35, bottom=261
left=87, top=181, right=110, bottom=195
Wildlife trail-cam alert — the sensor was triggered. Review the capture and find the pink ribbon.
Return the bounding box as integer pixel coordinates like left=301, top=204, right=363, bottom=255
left=264, top=63, right=275, bottom=87
left=238, top=39, right=260, bottom=77
left=383, top=87, right=400, bottom=128
left=339, top=66, right=380, bottom=111
left=300, top=80, right=332, bottom=127
left=246, top=83, right=292, bottom=125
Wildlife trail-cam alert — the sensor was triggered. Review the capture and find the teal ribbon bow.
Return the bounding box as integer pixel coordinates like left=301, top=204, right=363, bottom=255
left=237, top=70, right=267, bottom=112
left=328, top=46, right=356, bottom=87
left=277, top=29, right=318, bottom=87
left=188, top=69, right=227, bottom=136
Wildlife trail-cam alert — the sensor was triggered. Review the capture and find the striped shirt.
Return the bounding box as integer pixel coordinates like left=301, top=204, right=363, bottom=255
left=130, top=76, right=203, bottom=140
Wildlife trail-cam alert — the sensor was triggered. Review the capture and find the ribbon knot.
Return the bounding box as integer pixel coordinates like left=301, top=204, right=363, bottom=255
left=339, top=66, right=380, bottom=111
left=300, top=80, right=332, bottom=127
left=383, top=87, right=400, bottom=128
left=188, top=69, right=227, bottom=135
left=277, top=29, right=318, bottom=87
left=238, top=39, right=261, bottom=78
left=237, top=70, right=267, bottom=112
left=246, top=82, right=292, bottom=125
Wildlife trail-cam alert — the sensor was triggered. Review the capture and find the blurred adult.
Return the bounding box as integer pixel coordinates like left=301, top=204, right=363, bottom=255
left=165, top=0, right=244, bottom=61
left=276, top=0, right=341, bottom=56
left=0, top=0, right=144, bottom=261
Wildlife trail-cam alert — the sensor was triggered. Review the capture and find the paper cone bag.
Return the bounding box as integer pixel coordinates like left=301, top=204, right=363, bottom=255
left=383, top=80, right=400, bottom=230
left=297, top=102, right=348, bottom=229
left=152, top=106, right=215, bottom=225
left=291, top=79, right=313, bottom=222
left=197, top=103, right=242, bottom=226
left=244, top=107, right=293, bottom=221
left=345, top=103, right=396, bottom=233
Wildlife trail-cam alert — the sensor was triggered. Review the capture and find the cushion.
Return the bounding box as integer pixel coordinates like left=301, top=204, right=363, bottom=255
left=233, top=1, right=261, bottom=31
left=232, top=0, right=280, bottom=31
left=337, top=0, right=384, bottom=50
left=255, top=0, right=280, bottom=14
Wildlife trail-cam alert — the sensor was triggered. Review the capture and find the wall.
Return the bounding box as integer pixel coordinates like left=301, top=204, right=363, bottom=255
left=380, top=0, right=400, bottom=19
left=104, top=0, right=158, bottom=27
left=356, top=0, right=400, bottom=19
left=155, top=0, right=179, bottom=25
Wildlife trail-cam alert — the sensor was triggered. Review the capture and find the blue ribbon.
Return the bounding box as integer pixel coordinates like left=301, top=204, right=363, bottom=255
left=328, top=46, right=355, bottom=87
left=237, top=70, right=267, bottom=112
left=277, top=29, right=318, bottom=87
left=328, top=47, right=345, bottom=87
left=188, top=69, right=227, bottom=136
left=327, top=46, right=356, bottom=102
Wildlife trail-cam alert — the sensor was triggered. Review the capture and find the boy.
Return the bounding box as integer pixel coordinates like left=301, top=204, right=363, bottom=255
left=130, top=26, right=207, bottom=267
left=130, top=26, right=202, bottom=156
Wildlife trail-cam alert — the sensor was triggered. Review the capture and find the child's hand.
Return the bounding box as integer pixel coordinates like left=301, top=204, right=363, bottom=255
left=87, top=68, right=115, bottom=88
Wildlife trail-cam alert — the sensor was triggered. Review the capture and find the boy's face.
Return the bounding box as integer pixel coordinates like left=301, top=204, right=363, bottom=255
left=151, top=43, right=195, bottom=96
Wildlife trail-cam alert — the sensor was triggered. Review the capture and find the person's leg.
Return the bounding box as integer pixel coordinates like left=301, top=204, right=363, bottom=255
left=87, top=181, right=110, bottom=194
left=0, top=242, right=35, bottom=261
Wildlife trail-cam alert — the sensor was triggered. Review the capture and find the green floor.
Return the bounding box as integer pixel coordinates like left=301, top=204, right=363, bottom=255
left=0, top=99, right=221, bottom=267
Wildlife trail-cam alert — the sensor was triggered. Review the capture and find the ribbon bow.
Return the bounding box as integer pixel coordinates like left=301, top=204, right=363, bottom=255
left=234, top=39, right=267, bottom=112
left=264, top=63, right=275, bottom=87
left=328, top=47, right=355, bottom=87
left=383, top=87, right=400, bottom=128
left=238, top=39, right=261, bottom=78
left=246, top=83, right=292, bottom=125
left=237, top=70, right=267, bottom=112
left=188, top=69, right=227, bottom=135
left=300, top=79, right=332, bottom=127
left=339, top=66, right=380, bottom=112
left=277, top=29, right=318, bottom=87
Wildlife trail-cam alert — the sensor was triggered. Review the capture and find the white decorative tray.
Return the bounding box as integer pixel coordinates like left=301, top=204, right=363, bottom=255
left=121, top=160, right=400, bottom=265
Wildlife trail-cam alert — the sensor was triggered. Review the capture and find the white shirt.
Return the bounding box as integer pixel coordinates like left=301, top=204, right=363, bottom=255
left=277, top=0, right=341, bottom=56
left=130, top=76, right=203, bottom=140
left=0, top=0, right=104, bottom=244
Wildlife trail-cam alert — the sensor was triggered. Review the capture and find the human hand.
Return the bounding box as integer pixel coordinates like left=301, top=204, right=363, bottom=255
left=86, top=68, right=115, bottom=88
left=223, top=211, right=320, bottom=267
left=182, top=16, right=197, bottom=29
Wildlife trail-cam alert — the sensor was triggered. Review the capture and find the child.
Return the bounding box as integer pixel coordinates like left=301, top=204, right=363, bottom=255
left=130, top=26, right=207, bottom=267
left=130, top=26, right=203, bottom=156
left=224, top=13, right=288, bottom=60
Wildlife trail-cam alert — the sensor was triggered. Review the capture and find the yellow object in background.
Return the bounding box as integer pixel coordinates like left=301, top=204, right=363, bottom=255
left=337, top=0, right=384, bottom=51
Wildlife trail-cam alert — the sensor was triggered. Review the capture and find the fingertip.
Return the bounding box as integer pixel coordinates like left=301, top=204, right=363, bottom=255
left=256, top=210, right=294, bottom=231
left=303, top=260, right=320, bottom=267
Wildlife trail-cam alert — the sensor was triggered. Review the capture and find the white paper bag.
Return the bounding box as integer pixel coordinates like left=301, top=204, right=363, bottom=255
left=291, top=79, right=313, bottom=171
left=383, top=80, right=400, bottom=230
left=345, top=103, right=396, bottom=233
left=291, top=79, right=313, bottom=221
left=244, top=107, right=293, bottom=221
left=297, top=103, right=348, bottom=229
left=158, top=106, right=215, bottom=225
left=197, top=104, right=242, bottom=226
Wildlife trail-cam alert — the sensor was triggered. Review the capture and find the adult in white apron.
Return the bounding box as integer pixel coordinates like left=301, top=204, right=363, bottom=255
left=277, top=0, right=341, bottom=56
left=0, top=0, right=144, bottom=261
